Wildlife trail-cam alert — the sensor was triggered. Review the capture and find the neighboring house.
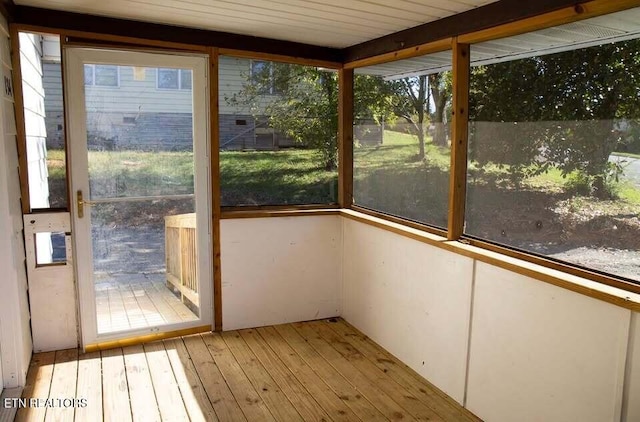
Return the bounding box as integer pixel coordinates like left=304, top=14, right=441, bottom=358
left=42, top=39, right=293, bottom=151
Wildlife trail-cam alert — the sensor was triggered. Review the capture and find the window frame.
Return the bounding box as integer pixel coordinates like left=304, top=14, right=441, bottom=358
left=344, top=7, right=640, bottom=296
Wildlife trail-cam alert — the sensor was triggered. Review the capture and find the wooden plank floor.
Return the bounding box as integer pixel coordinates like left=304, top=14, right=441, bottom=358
left=16, top=318, right=482, bottom=422
left=95, top=279, right=198, bottom=334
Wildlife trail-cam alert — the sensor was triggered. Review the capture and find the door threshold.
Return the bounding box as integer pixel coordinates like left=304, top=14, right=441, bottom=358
left=85, top=324, right=212, bottom=352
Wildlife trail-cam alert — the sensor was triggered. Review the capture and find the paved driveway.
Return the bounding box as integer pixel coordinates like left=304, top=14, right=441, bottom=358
left=610, top=154, right=640, bottom=186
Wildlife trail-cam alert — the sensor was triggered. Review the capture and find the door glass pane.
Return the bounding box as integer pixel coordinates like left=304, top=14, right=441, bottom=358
left=84, top=63, right=199, bottom=335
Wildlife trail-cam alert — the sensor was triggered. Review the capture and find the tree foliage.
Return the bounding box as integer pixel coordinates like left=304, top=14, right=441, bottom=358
left=470, top=38, right=640, bottom=197
left=226, top=62, right=339, bottom=169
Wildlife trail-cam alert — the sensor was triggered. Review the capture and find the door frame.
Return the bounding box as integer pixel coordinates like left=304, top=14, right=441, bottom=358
left=64, top=47, right=213, bottom=348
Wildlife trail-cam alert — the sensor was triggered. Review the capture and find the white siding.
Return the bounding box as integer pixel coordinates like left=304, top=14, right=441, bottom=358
left=219, top=55, right=250, bottom=115
left=41, top=54, right=256, bottom=116
left=0, top=18, right=32, bottom=389
left=20, top=32, right=50, bottom=212
left=42, top=61, right=63, bottom=112
left=84, top=66, right=193, bottom=114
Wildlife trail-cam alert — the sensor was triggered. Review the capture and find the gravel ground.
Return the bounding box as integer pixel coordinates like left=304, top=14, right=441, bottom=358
left=550, top=247, right=640, bottom=282
left=91, top=224, right=165, bottom=275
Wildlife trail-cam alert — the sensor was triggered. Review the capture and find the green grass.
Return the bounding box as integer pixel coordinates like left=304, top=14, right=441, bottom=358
left=618, top=182, right=640, bottom=205
left=45, top=131, right=640, bottom=214
left=220, top=149, right=337, bottom=205
left=353, top=131, right=450, bottom=227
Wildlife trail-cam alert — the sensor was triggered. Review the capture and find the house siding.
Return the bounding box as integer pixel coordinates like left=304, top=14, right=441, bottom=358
left=20, top=32, right=50, bottom=210
left=41, top=53, right=291, bottom=151
left=42, top=61, right=64, bottom=149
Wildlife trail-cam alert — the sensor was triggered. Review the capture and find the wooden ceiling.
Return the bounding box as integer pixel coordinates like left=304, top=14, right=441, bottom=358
left=14, top=0, right=498, bottom=48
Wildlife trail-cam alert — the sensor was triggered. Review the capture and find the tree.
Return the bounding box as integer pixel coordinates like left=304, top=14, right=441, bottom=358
left=228, top=61, right=453, bottom=167
left=228, top=63, right=403, bottom=170
left=389, top=71, right=452, bottom=159
left=227, top=63, right=339, bottom=169
left=470, top=39, right=640, bottom=197
left=428, top=72, right=452, bottom=147
left=393, top=75, right=429, bottom=159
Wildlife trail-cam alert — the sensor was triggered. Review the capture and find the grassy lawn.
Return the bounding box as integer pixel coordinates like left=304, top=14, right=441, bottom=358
left=45, top=132, right=640, bottom=229
left=220, top=149, right=337, bottom=205
left=354, top=130, right=450, bottom=227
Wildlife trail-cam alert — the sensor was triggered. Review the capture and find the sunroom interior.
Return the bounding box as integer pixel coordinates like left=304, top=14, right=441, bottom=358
left=1, top=1, right=640, bottom=421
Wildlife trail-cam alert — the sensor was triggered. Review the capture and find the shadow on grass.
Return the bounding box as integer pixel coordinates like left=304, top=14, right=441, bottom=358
left=220, top=149, right=338, bottom=206
left=354, top=165, right=450, bottom=229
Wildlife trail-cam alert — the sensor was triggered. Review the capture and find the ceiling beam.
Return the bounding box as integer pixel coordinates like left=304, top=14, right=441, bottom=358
left=12, top=5, right=342, bottom=63
left=0, top=0, right=14, bottom=22
left=343, top=0, right=581, bottom=62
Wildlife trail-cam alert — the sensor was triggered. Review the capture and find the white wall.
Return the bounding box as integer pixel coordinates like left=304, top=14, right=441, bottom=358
left=0, top=19, right=32, bottom=389
left=624, top=312, right=640, bottom=422
left=221, top=215, right=342, bottom=330
left=342, top=218, right=474, bottom=403
left=341, top=217, right=640, bottom=422
left=467, top=263, right=629, bottom=422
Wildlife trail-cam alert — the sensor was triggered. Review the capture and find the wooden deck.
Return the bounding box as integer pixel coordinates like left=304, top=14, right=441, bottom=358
left=16, top=318, right=481, bottom=422
left=95, top=279, right=198, bottom=334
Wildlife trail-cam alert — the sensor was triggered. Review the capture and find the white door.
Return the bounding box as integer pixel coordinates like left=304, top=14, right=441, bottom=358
left=65, top=48, right=212, bottom=347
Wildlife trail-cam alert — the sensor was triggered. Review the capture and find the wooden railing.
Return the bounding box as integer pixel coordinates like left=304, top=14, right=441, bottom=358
left=165, top=213, right=198, bottom=307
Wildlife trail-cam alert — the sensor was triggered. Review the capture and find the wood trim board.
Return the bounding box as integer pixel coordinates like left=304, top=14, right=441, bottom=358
left=447, top=40, right=469, bottom=241
left=338, top=68, right=354, bottom=208
left=209, top=47, right=223, bottom=332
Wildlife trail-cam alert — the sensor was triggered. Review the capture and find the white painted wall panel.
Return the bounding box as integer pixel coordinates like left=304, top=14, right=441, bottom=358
left=221, top=215, right=342, bottom=330
left=623, top=312, right=640, bottom=422
left=467, top=262, right=630, bottom=422
left=341, top=218, right=474, bottom=403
